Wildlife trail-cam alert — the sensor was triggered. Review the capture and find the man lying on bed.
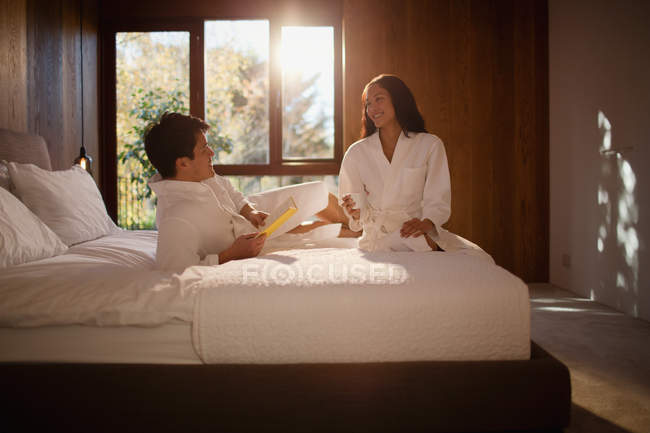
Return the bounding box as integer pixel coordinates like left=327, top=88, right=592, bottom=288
left=144, top=112, right=352, bottom=273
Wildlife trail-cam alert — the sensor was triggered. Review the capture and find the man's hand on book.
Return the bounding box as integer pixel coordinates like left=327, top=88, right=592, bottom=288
left=240, top=204, right=269, bottom=228
left=247, top=210, right=269, bottom=228
left=219, top=233, right=266, bottom=264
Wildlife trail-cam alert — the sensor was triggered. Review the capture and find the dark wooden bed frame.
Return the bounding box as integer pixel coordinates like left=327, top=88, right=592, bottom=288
left=0, top=342, right=569, bottom=433
left=0, top=129, right=570, bottom=432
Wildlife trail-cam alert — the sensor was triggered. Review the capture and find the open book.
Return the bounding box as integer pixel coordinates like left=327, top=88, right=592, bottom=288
left=257, top=196, right=298, bottom=239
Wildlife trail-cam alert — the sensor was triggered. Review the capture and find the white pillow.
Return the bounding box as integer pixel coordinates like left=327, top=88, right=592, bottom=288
left=7, top=162, right=119, bottom=246
left=0, top=186, right=68, bottom=267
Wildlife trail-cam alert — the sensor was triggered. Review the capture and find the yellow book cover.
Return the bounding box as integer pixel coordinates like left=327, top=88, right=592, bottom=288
left=258, top=196, right=298, bottom=238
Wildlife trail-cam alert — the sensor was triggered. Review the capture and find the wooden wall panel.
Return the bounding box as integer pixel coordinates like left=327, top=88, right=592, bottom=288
left=61, top=0, right=82, bottom=171
left=344, top=0, right=548, bottom=282
left=448, top=0, right=472, bottom=241
left=535, top=0, right=549, bottom=282
left=468, top=0, right=496, bottom=262
left=0, top=0, right=28, bottom=132
left=27, top=0, right=65, bottom=168
left=513, top=0, right=549, bottom=282
left=492, top=0, right=516, bottom=274
left=82, top=0, right=100, bottom=184
left=27, top=0, right=82, bottom=171
left=343, top=1, right=451, bottom=151
left=0, top=0, right=100, bottom=184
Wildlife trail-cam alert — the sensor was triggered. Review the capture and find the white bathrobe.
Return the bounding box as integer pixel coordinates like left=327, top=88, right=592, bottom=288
left=339, top=131, right=471, bottom=253
left=149, top=174, right=329, bottom=273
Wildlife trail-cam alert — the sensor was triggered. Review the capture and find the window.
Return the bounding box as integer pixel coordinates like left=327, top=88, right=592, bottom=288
left=281, top=26, right=335, bottom=160
left=104, top=17, right=342, bottom=227
left=115, top=31, right=189, bottom=228
left=204, top=20, right=269, bottom=165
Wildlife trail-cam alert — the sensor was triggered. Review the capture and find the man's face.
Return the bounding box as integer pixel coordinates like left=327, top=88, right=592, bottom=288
left=185, top=132, right=215, bottom=182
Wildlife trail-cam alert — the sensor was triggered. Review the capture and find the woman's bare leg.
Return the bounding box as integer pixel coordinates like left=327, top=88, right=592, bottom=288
left=287, top=220, right=330, bottom=234
left=288, top=193, right=362, bottom=238
left=315, top=193, right=349, bottom=224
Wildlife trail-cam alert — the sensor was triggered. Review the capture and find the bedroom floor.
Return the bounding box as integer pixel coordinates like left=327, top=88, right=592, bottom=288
left=528, top=283, right=650, bottom=433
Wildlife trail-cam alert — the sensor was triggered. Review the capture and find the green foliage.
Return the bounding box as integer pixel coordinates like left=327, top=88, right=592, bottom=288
left=117, top=85, right=189, bottom=201
left=204, top=44, right=268, bottom=164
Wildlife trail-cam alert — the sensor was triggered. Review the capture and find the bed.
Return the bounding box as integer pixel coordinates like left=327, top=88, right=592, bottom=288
left=0, top=128, right=570, bottom=433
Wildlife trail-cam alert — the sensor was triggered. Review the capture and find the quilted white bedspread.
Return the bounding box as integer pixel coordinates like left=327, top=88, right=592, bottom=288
left=191, top=248, right=530, bottom=363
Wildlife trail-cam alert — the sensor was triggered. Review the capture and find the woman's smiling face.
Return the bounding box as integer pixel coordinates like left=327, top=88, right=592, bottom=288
left=365, top=84, right=397, bottom=130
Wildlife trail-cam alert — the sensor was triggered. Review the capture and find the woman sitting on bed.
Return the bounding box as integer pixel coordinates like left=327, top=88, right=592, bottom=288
left=144, top=112, right=350, bottom=273
left=339, top=74, right=452, bottom=253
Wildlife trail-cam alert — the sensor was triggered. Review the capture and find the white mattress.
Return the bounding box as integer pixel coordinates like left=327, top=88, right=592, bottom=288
left=0, top=229, right=530, bottom=364
left=0, top=321, right=200, bottom=364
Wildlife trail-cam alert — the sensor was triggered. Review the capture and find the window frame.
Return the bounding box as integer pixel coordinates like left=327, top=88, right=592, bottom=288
left=101, top=16, right=342, bottom=221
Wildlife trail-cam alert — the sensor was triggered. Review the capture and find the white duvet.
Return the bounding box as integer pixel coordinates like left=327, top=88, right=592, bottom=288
left=0, top=231, right=198, bottom=327
left=0, top=230, right=530, bottom=363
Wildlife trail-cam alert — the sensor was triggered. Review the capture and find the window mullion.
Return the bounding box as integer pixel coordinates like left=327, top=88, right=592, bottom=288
left=189, top=21, right=204, bottom=120
left=269, top=20, right=282, bottom=168
left=333, top=19, right=343, bottom=165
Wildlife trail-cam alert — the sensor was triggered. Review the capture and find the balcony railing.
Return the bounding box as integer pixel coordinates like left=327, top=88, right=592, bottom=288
left=117, top=177, right=155, bottom=230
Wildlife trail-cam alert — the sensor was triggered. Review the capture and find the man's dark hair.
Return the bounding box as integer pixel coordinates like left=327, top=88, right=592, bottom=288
left=360, top=74, right=427, bottom=139
left=144, top=112, right=210, bottom=178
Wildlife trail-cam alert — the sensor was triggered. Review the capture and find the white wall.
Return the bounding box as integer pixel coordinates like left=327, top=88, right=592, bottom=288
left=549, top=0, right=650, bottom=321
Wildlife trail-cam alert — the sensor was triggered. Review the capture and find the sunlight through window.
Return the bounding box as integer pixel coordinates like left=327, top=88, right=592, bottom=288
left=204, top=20, right=270, bottom=165
left=281, top=26, right=334, bottom=159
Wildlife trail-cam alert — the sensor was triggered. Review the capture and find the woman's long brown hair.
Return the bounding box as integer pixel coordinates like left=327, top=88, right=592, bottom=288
left=360, top=74, right=427, bottom=139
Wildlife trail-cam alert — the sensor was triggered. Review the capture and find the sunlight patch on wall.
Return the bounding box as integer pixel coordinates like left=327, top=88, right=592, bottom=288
left=616, top=156, right=639, bottom=276
left=596, top=110, right=639, bottom=306
left=597, top=187, right=609, bottom=252
left=598, top=111, right=612, bottom=151
left=598, top=187, right=610, bottom=222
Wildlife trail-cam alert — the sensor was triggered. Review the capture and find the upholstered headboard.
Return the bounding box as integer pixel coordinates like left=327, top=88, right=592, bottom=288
left=0, top=128, right=52, bottom=170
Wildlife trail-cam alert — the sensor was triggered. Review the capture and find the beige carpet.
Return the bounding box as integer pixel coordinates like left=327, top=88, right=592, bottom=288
left=529, top=283, right=650, bottom=433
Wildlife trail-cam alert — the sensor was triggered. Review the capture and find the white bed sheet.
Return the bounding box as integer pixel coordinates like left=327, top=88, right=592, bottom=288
left=0, top=230, right=197, bottom=327
left=0, top=321, right=200, bottom=364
